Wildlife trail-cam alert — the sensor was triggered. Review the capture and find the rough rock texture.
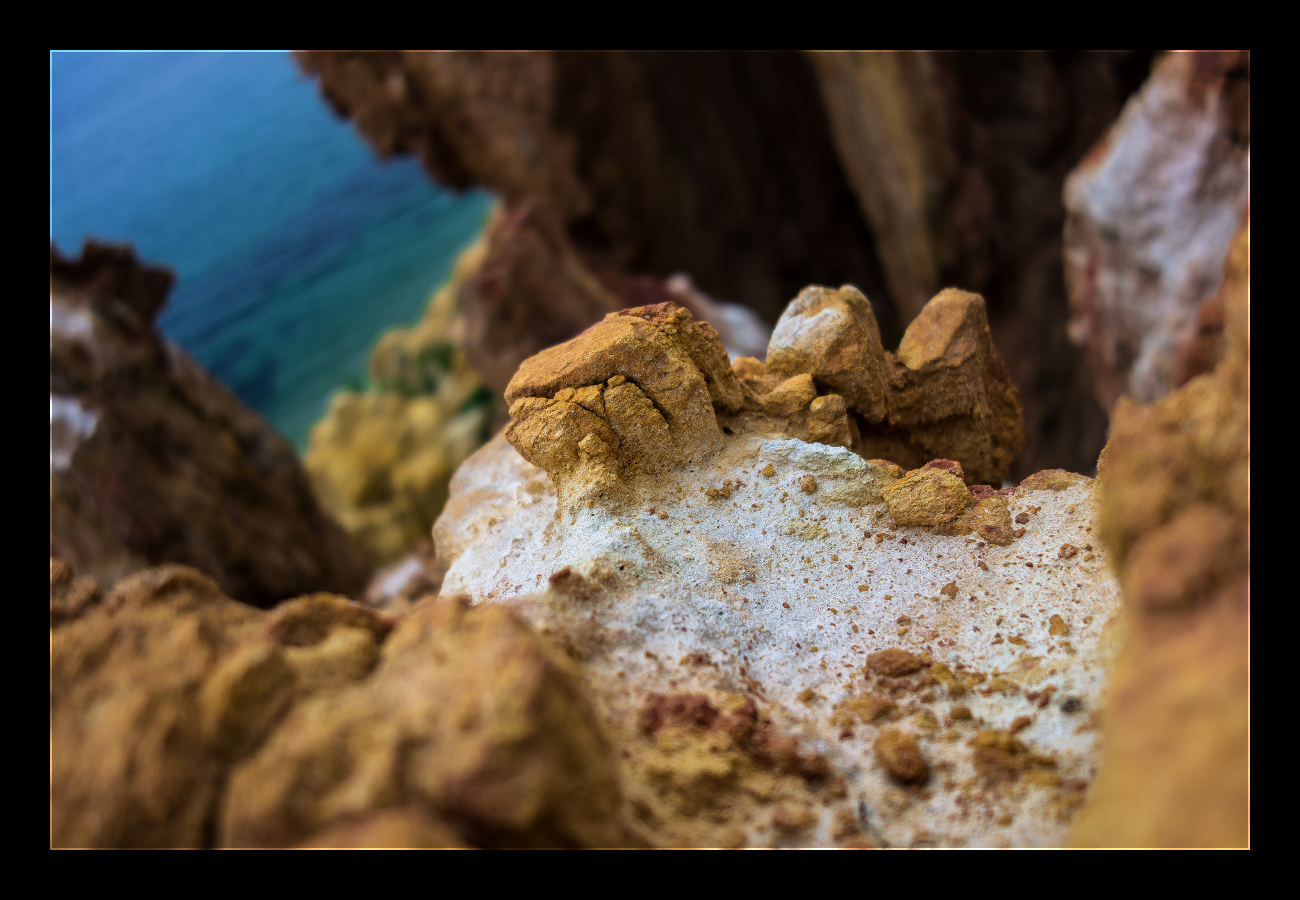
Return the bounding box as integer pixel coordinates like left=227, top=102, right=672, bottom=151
left=50, top=559, right=625, bottom=848
left=1071, top=216, right=1249, bottom=848
left=304, top=237, right=494, bottom=564
left=50, top=564, right=389, bottom=847
left=502, top=287, right=1023, bottom=504
left=435, top=298, right=1123, bottom=847
left=1064, top=51, right=1249, bottom=409
left=223, top=594, right=626, bottom=848
left=744, top=285, right=1023, bottom=485
left=295, top=51, right=890, bottom=329
left=808, top=51, right=1154, bottom=478
left=50, top=243, right=370, bottom=607
left=298, top=50, right=1152, bottom=481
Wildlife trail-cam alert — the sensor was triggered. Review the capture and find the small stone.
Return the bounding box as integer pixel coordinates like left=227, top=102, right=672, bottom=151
left=883, top=466, right=973, bottom=527
left=866, top=648, right=927, bottom=677
left=874, top=728, right=929, bottom=784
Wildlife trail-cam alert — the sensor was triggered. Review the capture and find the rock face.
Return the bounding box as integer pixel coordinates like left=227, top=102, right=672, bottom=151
left=434, top=292, right=1122, bottom=847
left=1071, top=216, right=1249, bottom=848
left=1064, top=51, right=1249, bottom=408
left=50, top=243, right=370, bottom=607
left=304, top=237, right=494, bottom=565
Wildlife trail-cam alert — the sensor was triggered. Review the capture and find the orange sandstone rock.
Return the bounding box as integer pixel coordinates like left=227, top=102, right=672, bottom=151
left=764, top=285, right=1024, bottom=484
left=50, top=559, right=624, bottom=849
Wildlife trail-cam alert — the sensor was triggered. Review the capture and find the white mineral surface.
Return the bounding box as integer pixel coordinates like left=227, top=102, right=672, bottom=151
left=436, top=432, right=1123, bottom=848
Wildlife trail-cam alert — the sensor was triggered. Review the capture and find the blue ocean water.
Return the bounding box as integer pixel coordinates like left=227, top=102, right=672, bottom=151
left=50, top=51, right=493, bottom=450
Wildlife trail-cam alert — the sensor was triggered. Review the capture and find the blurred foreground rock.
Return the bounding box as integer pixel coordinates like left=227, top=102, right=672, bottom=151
left=50, top=561, right=623, bottom=848
left=435, top=292, right=1121, bottom=847
left=50, top=243, right=370, bottom=607
left=1070, top=216, right=1249, bottom=848
left=1064, top=51, right=1249, bottom=409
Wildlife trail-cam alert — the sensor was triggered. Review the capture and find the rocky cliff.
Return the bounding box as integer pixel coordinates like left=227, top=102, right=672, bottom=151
left=295, top=50, right=1152, bottom=479
left=52, top=281, right=1129, bottom=848
left=51, top=242, right=371, bottom=607
left=434, top=287, right=1120, bottom=847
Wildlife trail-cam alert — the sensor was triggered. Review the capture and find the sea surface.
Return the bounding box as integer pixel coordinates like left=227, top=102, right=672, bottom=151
left=50, top=51, right=493, bottom=450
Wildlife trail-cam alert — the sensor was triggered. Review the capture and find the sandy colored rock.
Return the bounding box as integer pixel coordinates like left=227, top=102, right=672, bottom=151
left=1071, top=215, right=1249, bottom=849
left=866, top=648, right=928, bottom=678
left=761, top=374, right=818, bottom=417
left=1064, top=51, right=1249, bottom=408
left=51, top=565, right=287, bottom=847
left=51, top=242, right=371, bottom=607
left=50, top=556, right=101, bottom=627
left=767, top=285, right=891, bottom=421
left=884, top=465, right=973, bottom=527
left=761, top=285, right=1025, bottom=485
left=1020, top=469, right=1092, bottom=492
left=222, top=596, right=626, bottom=848
left=295, top=808, right=471, bottom=849
left=809, top=51, right=1156, bottom=478
left=439, top=299, right=1124, bottom=848
left=50, top=557, right=623, bottom=849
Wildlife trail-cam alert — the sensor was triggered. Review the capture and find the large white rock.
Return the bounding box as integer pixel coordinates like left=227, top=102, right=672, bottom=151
left=435, top=432, right=1122, bottom=848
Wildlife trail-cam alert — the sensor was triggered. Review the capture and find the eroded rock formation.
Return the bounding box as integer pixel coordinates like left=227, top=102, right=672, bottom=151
left=1064, top=51, right=1250, bottom=409
left=1070, top=215, right=1249, bottom=848
left=505, top=285, right=1023, bottom=511
left=50, top=243, right=370, bottom=607
left=432, top=289, right=1120, bottom=847
left=296, top=50, right=1156, bottom=480
left=305, top=204, right=771, bottom=566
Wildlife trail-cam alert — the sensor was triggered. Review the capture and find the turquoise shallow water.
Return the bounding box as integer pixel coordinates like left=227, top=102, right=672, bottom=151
left=50, top=51, right=492, bottom=450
